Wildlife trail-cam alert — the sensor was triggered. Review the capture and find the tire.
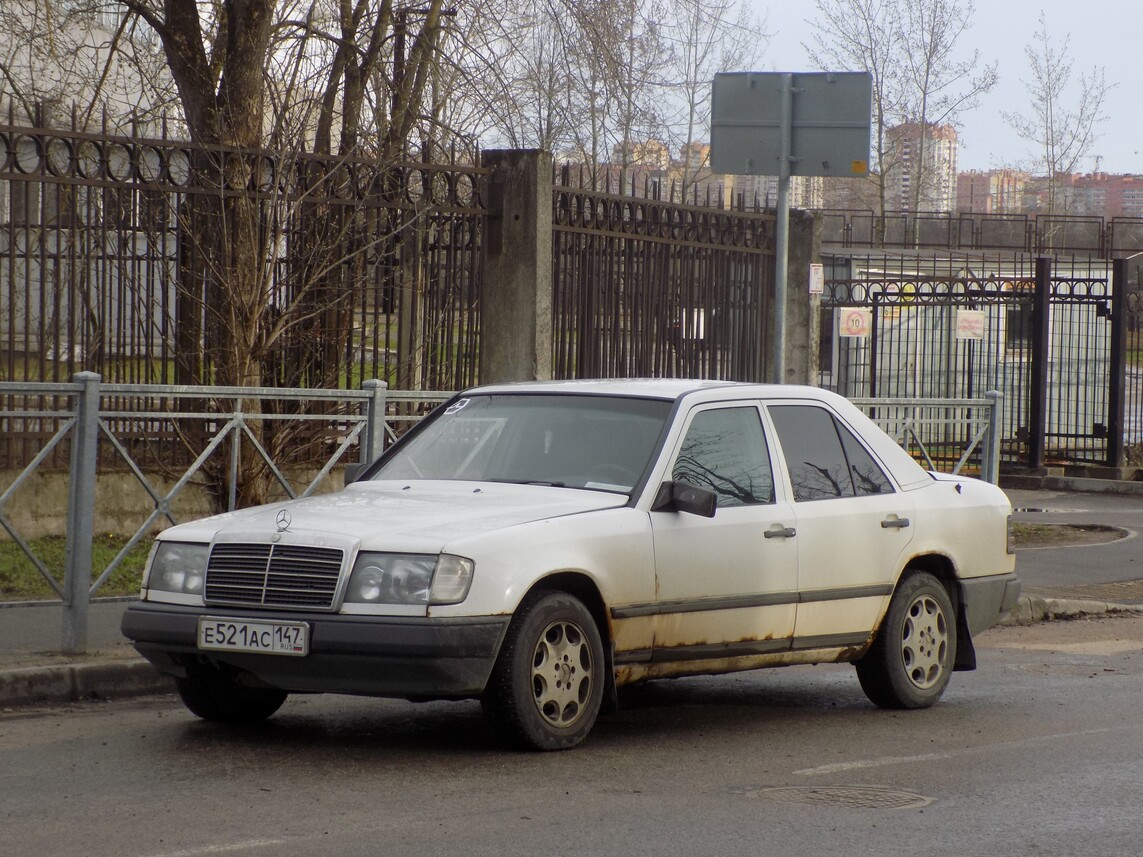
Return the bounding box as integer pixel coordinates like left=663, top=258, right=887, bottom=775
left=855, top=571, right=956, bottom=709
left=175, top=663, right=289, bottom=724
left=482, top=590, right=606, bottom=751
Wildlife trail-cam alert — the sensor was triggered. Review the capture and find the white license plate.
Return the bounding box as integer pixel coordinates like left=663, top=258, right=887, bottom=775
left=197, top=617, right=310, bottom=657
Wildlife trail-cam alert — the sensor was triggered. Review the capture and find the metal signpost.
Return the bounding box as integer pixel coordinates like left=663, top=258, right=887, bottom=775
left=711, top=71, right=872, bottom=383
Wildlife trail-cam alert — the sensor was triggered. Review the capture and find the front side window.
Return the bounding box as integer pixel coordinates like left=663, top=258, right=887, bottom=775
left=769, top=405, right=893, bottom=501
left=671, top=407, right=774, bottom=507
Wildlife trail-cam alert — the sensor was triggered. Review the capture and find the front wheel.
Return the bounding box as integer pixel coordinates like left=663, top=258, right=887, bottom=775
left=855, top=571, right=956, bottom=709
left=176, top=663, right=288, bottom=724
left=482, top=591, right=606, bottom=751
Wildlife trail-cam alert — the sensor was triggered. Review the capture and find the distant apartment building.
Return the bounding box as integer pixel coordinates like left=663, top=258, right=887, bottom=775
left=682, top=172, right=824, bottom=211
left=680, top=142, right=710, bottom=171
left=1057, top=173, right=1143, bottom=218
left=611, top=139, right=672, bottom=171
left=955, top=170, right=1143, bottom=218
left=885, top=123, right=958, bottom=212
left=956, top=169, right=1027, bottom=214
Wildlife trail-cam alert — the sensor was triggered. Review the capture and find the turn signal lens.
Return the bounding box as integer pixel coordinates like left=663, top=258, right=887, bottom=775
left=429, top=555, right=475, bottom=604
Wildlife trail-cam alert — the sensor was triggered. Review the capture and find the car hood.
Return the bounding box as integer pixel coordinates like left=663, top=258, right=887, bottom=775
left=156, top=481, right=630, bottom=553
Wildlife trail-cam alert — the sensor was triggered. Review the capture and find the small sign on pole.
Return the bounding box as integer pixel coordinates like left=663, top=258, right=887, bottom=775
left=809, top=263, right=824, bottom=295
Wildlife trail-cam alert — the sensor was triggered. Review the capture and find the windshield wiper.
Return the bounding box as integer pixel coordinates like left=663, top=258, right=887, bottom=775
left=491, top=479, right=567, bottom=487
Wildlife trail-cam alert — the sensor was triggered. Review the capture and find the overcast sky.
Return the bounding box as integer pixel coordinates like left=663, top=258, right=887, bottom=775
left=750, top=0, right=1140, bottom=175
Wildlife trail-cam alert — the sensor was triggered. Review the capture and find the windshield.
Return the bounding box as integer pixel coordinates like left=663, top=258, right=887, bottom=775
left=371, top=394, right=672, bottom=493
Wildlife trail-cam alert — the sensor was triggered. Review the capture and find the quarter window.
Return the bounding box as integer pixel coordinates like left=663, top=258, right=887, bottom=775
left=671, top=407, right=774, bottom=507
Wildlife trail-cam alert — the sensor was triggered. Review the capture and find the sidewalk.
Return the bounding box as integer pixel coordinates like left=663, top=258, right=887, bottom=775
left=3, top=483, right=1140, bottom=708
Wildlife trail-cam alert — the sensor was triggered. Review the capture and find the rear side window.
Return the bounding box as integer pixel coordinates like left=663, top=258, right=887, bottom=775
left=671, top=406, right=774, bottom=507
left=768, top=405, right=893, bottom=501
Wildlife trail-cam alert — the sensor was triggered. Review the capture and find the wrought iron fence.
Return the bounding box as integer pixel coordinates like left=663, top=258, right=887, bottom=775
left=0, top=120, right=488, bottom=403
left=820, top=253, right=1136, bottom=468
left=551, top=176, right=775, bottom=381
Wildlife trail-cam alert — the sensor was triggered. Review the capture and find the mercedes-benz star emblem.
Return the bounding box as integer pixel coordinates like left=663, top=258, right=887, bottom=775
left=275, top=509, right=292, bottom=532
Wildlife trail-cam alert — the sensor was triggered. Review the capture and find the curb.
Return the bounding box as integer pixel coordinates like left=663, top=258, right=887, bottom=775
left=0, top=659, right=173, bottom=708
left=999, top=594, right=1143, bottom=626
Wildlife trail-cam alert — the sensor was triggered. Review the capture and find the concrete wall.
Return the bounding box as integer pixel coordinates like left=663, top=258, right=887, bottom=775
left=0, top=468, right=343, bottom=540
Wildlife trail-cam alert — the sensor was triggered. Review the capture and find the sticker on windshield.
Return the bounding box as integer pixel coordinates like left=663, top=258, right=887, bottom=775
left=444, top=398, right=471, bottom=415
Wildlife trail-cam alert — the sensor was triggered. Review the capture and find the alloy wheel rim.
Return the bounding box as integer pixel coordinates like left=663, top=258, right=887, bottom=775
left=900, top=594, right=949, bottom=689
left=530, top=619, right=594, bottom=728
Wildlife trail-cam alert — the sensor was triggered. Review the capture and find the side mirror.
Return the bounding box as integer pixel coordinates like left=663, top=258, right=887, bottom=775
left=651, top=480, right=717, bottom=518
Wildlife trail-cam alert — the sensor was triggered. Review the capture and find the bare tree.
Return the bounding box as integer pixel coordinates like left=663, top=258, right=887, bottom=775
left=806, top=0, right=995, bottom=236
left=896, top=0, right=996, bottom=218
left=0, top=0, right=173, bottom=130
left=1004, top=12, right=1111, bottom=219
left=664, top=0, right=768, bottom=200
left=804, top=0, right=903, bottom=237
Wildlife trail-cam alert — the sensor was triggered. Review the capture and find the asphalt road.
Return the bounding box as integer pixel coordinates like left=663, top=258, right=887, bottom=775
left=1006, top=487, right=1143, bottom=591
left=3, top=613, right=1143, bottom=857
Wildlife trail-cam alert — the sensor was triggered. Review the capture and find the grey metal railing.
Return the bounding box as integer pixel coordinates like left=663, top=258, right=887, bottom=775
left=853, top=392, right=1003, bottom=485
left=1, top=377, right=1001, bottom=653
left=0, top=374, right=451, bottom=652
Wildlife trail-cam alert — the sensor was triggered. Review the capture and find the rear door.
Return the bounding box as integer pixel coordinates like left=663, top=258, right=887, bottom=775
left=766, top=403, right=915, bottom=648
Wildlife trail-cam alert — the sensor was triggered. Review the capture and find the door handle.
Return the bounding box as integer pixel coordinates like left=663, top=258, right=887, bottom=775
left=764, top=526, right=797, bottom=539
left=881, top=517, right=911, bottom=529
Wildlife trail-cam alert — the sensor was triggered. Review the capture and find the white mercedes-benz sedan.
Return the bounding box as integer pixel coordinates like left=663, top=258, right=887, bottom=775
left=122, top=379, right=1020, bottom=750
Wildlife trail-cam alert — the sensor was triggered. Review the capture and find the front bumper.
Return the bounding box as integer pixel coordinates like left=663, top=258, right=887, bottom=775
left=122, top=602, right=509, bottom=699
left=960, top=572, right=1022, bottom=635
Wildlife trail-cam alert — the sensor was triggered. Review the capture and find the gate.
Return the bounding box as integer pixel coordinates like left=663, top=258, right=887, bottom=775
left=820, top=254, right=1128, bottom=469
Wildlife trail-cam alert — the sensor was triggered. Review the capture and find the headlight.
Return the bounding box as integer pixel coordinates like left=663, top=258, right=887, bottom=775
left=146, top=542, right=209, bottom=595
left=345, top=552, right=474, bottom=606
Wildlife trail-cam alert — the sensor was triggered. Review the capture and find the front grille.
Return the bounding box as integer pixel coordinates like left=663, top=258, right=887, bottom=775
left=204, top=543, right=345, bottom=609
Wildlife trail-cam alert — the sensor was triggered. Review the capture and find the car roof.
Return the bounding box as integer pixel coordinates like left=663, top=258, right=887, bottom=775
left=467, top=378, right=775, bottom=400
left=463, top=379, right=932, bottom=489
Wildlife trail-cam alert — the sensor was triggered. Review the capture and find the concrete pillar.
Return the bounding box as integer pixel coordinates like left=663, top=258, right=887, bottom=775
left=480, top=149, right=553, bottom=384
left=781, top=209, right=822, bottom=385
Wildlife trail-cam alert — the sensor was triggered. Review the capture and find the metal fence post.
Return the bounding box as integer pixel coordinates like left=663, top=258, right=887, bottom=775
left=63, top=372, right=100, bottom=654
left=362, top=380, right=389, bottom=464
left=984, top=390, right=1003, bottom=485
left=1108, top=258, right=1127, bottom=467
left=1028, top=257, right=1052, bottom=470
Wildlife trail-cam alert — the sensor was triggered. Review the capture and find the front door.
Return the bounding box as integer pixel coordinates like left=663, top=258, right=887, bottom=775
left=650, top=404, right=799, bottom=662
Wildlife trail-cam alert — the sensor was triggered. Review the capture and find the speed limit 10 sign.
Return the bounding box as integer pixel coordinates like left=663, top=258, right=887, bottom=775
left=838, top=308, right=871, bottom=338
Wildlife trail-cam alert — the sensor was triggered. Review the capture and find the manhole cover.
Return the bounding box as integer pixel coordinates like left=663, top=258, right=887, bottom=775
left=746, top=786, right=933, bottom=810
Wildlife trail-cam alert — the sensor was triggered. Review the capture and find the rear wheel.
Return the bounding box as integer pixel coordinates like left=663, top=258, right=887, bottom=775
left=482, top=591, right=605, bottom=751
left=176, top=663, right=288, bottom=724
left=856, top=571, right=956, bottom=709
